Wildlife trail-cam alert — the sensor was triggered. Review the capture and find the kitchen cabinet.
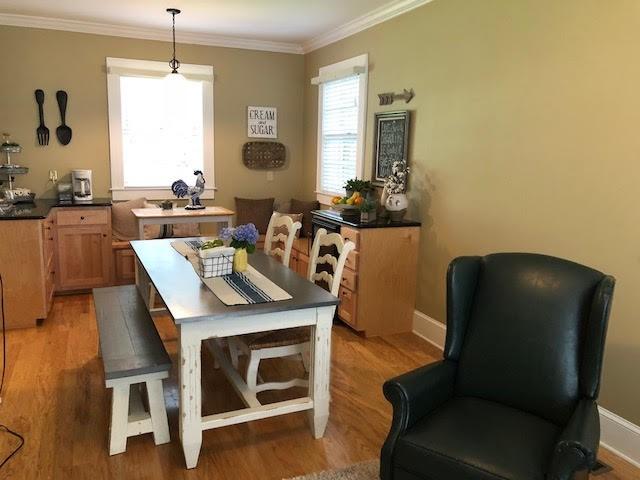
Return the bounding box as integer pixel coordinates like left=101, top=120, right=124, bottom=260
left=112, top=241, right=136, bottom=285
left=0, top=211, right=56, bottom=328
left=55, top=207, right=112, bottom=291
left=311, top=210, right=421, bottom=337
left=340, top=225, right=420, bottom=336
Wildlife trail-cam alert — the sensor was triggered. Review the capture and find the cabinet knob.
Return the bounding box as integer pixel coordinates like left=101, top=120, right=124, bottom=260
left=80, top=216, right=85, bottom=220
left=102, top=234, right=107, bottom=238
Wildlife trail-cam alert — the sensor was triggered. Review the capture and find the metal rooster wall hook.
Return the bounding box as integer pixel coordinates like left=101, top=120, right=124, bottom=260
left=378, top=88, right=415, bottom=106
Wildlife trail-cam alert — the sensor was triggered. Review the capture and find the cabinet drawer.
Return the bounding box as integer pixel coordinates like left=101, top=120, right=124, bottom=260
left=340, top=267, right=357, bottom=291
left=345, top=250, right=359, bottom=271
left=338, top=286, right=358, bottom=328
left=45, top=269, right=55, bottom=303
left=57, top=209, right=108, bottom=226
left=42, top=223, right=55, bottom=265
left=341, top=226, right=360, bottom=250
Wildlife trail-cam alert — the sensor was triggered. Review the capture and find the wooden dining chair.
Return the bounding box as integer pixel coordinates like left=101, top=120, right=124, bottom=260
left=263, top=212, right=302, bottom=268
left=228, top=227, right=356, bottom=394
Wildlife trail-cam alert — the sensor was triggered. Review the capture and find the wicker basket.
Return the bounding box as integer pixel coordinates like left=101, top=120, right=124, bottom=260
left=242, top=141, right=286, bottom=169
left=197, top=247, right=235, bottom=278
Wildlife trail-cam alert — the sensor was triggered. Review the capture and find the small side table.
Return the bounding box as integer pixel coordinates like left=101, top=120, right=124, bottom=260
left=131, top=206, right=235, bottom=240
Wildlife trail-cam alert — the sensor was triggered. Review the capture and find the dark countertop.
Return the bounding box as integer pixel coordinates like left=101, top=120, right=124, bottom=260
left=0, top=198, right=112, bottom=220
left=311, top=209, right=421, bottom=229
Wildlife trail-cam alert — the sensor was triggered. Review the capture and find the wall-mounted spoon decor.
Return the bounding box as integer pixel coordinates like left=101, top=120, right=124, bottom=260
left=55, top=90, right=72, bottom=146
left=34, top=89, right=49, bottom=146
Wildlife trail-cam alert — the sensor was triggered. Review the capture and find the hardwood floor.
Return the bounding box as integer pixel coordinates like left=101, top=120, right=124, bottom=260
left=0, top=294, right=638, bottom=479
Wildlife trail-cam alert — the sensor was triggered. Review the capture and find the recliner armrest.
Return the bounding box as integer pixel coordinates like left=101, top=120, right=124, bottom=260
left=547, top=399, right=600, bottom=480
left=380, top=360, right=456, bottom=480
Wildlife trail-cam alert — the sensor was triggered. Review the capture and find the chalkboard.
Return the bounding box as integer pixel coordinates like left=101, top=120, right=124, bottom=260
left=373, top=111, right=410, bottom=184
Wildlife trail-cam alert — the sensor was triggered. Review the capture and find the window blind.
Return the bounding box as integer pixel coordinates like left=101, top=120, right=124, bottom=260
left=319, top=75, right=361, bottom=195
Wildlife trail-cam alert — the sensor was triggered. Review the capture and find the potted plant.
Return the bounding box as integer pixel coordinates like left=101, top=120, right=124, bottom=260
left=344, top=178, right=374, bottom=198
left=383, top=161, right=410, bottom=222
left=220, top=223, right=259, bottom=272
left=359, top=198, right=377, bottom=223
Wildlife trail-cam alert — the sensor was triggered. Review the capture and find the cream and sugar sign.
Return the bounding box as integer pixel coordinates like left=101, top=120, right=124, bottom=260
left=247, top=106, right=277, bottom=139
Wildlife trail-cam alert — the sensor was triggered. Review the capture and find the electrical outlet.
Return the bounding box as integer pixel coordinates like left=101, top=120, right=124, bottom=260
left=267, top=171, right=274, bottom=182
left=48, top=170, right=58, bottom=183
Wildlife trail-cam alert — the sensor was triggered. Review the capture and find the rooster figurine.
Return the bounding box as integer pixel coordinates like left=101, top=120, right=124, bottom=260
left=171, top=170, right=206, bottom=210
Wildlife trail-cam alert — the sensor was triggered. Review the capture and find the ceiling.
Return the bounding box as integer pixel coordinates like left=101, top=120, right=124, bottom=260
left=0, top=0, right=427, bottom=52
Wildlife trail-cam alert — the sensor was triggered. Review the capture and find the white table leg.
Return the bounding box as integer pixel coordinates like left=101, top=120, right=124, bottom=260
left=179, top=323, right=203, bottom=469
left=138, top=218, right=146, bottom=240
left=307, top=306, right=334, bottom=438
left=135, top=258, right=152, bottom=309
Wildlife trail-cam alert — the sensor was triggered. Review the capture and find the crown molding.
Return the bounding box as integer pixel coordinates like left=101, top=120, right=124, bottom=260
left=0, top=12, right=305, bottom=54
left=0, top=0, right=435, bottom=56
left=302, top=0, right=435, bottom=53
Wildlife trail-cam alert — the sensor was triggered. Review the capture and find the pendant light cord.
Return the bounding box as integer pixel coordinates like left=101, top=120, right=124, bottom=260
left=172, top=11, right=177, bottom=66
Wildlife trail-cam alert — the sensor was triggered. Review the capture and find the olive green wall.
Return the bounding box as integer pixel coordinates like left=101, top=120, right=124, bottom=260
left=303, top=0, right=640, bottom=424
left=3, top=0, right=640, bottom=425
left=0, top=25, right=305, bottom=210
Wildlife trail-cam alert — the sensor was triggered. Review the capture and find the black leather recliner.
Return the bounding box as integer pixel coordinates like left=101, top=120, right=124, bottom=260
left=381, top=253, right=615, bottom=480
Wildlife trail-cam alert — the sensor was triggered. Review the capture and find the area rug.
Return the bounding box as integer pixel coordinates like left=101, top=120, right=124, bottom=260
left=285, top=460, right=378, bottom=480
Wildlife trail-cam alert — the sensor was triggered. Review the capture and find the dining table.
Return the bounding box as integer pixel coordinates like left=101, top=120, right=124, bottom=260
left=130, top=238, right=340, bottom=469
left=131, top=206, right=235, bottom=240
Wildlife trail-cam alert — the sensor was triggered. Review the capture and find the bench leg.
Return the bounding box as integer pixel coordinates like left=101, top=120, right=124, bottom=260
left=146, top=379, right=170, bottom=446
left=109, top=385, right=130, bottom=455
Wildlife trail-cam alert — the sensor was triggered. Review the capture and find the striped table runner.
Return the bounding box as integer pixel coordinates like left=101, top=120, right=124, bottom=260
left=171, top=240, right=292, bottom=306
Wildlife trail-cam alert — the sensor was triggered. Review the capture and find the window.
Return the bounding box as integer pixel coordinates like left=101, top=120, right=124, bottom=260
left=314, top=55, right=368, bottom=203
left=106, top=57, right=214, bottom=200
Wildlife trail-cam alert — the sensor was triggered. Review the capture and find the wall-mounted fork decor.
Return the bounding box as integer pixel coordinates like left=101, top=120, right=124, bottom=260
left=378, top=88, right=415, bottom=106
left=34, top=89, right=50, bottom=146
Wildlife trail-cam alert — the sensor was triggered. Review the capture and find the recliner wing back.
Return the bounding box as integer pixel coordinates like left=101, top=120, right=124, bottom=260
left=448, top=253, right=613, bottom=425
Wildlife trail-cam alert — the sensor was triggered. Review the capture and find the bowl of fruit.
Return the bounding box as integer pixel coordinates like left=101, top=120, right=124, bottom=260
left=331, top=191, right=365, bottom=212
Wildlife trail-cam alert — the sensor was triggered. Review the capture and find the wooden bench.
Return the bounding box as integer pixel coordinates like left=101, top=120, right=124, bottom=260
left=93, top=285, right=172, bottom=455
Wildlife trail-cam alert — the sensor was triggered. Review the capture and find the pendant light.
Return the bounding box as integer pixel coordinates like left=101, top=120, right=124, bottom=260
left=166, top=8, right=184, bottom=81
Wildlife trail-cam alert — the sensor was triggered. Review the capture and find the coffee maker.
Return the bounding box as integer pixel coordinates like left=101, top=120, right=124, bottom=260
left=71, top=169, right=93, bottom=202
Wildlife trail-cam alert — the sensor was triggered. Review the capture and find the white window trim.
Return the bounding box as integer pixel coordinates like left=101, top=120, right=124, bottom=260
left=106, top=57, right=216, bottom=201
left=314, top=54, right=368, bottom=205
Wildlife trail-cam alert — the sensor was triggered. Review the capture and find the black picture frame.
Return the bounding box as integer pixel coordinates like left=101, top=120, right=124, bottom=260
left=372, top=110, right=411, bottom=186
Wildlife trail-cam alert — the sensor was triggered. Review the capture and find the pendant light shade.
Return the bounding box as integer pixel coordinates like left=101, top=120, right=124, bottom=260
left=166, top=8, right=185, bottom=81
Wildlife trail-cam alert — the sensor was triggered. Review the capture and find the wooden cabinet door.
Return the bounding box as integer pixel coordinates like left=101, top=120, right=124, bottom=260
left=297, top=253, right=309, bottom=279
left=113, top=248, right=136, bottom=285
left=56, top=225, right=111, bottom=290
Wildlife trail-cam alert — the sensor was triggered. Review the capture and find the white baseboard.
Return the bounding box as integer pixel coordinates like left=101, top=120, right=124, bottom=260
left=412, top=310, right=446, bottom=350
left=599, top=407, right=640, bottom=468
left=412, top=309, right=640, bottom=469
